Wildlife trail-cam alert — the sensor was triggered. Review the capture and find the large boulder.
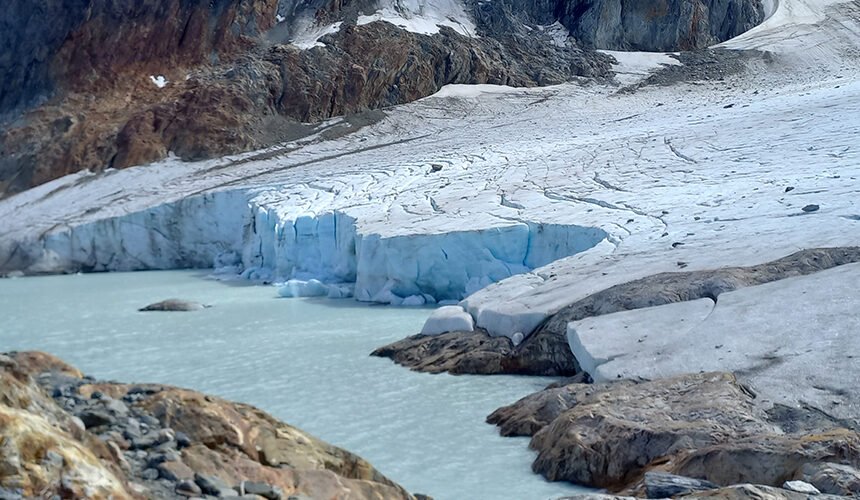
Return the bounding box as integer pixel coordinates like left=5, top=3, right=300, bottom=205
left=138, top=299, right=209, bottom=312
left=528, top=372, right=776, bottom=488
left=490, top=371, right=860, bottom=492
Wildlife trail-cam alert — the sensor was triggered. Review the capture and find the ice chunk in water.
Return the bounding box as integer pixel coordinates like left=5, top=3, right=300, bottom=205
left=278, top=279, right=328, bottom=297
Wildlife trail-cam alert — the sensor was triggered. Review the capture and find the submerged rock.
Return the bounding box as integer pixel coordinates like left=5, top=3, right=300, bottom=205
left=138, top=299, right=210, bottom=312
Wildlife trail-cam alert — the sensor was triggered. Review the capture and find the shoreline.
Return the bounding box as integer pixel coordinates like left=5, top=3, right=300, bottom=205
left=0, top=350, right=424, bottom=499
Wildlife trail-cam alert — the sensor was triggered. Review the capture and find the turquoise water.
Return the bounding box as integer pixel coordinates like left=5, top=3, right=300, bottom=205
left=0, top=270, right=585, bottom=500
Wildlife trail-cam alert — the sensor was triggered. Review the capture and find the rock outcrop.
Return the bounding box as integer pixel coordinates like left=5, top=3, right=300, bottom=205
left=0, top=351, right=420, bottom=499
left=489, top=371, right=860, bottom=497
left=374, top=247, right=860, bottom=376
left=497, top=0, right=766, bottom=51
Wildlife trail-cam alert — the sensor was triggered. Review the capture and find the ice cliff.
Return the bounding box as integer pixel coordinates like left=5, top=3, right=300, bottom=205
left=17, top=187, right=608, bottom=307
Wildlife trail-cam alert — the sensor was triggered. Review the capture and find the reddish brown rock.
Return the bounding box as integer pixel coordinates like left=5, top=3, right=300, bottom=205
left=6, top=351, right=83, bottom=378
left=0, top=352, right=420, bottom=499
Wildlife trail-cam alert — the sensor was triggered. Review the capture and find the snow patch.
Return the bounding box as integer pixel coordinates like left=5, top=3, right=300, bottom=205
left=149, top=75, right=168, bottom=88
left=430, top=84, right=524, bottom=99
left=599, top=50, right=681, bottom=86
left=290, top=21, right=343, bottom=49
left=357, top=0, right=477, bottom=37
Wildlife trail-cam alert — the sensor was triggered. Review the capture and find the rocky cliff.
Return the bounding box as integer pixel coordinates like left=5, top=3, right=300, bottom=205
left=493, top=0, right=765, bottom=51
left=0, top=351, right=419, bottom=499
left=0, top=0, right=762, bottom=196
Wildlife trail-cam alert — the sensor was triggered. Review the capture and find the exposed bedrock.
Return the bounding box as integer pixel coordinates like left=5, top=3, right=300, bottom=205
left=481, top=0, right=766, bottom=51
left=373, top=247, right=860, bottom=375
left=0, top=0, right=276, bottom=114
left=488, top=371, right=860, bottom=497
left=0, top=351, right=419, bottom=499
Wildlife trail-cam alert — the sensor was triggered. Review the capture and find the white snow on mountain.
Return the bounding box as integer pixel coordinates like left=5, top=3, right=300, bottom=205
left=599, top=50, right=681, bottom=86
left=290, top=21, right=343, bottom=49
left=357, top=0, right=477, bottom=37
left=1, top=0, right=858, bottom=340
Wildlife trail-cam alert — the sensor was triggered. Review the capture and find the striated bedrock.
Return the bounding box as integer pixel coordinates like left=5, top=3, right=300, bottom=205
left=0, top=351, right=419, bottom=499
left=488, top=371, right=860, bottom=497
left=373, top=247, right=860, bottom=375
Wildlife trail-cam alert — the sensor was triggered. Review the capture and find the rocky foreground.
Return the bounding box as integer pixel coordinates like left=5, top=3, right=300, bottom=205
left=490, top=372, right=860, bottom=499
left=0, top=351, right=422, bottom=499
left=373, top=247, right=860, bottom=498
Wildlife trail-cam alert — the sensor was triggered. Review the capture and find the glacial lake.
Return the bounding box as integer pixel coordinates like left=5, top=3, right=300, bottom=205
left=0, top=270, right=586, bottom=500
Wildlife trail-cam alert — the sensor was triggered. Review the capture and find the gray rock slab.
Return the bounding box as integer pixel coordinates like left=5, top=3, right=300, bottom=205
left=568, top=298, right=715, bottom=378
left=567, top=263, right=860, bottom=424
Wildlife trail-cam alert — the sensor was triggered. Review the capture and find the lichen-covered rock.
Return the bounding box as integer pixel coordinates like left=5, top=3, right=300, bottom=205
left=0, top=357, right=132, bottom=498
left=0, top=406, right=133, bottom=499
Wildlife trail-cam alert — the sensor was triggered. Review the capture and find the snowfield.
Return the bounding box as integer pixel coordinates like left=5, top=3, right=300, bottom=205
left=1, top=0, right=859, bottom=340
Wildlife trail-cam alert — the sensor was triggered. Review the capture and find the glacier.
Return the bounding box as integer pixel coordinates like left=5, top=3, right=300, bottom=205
left=1, top=0, right=859, bottom=341
left=19, top=187, right=609, bottom=306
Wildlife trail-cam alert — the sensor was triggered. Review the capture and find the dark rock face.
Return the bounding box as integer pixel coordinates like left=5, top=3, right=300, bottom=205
left=564, top=0, right=764, bottom=51
left=0, top=0, right=88, bottom=116
left=478, top=0, right=764, bottom=51
left=0, top=0, right=276, bottom=118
